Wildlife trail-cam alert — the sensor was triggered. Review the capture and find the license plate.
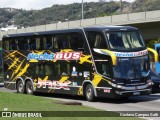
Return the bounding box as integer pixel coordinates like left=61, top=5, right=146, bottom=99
left=133, top=92, right=140, bottom=95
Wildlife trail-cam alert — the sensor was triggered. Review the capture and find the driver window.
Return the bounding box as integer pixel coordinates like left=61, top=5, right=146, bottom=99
left=95, top=60, right=111, bottom=77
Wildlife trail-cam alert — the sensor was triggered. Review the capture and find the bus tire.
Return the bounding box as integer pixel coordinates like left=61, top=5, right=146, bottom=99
left=85, top=84, right=95, bottom=102
left=17, top=80, right=25, bottom=94
left=26, top=81, right=34, bottom=95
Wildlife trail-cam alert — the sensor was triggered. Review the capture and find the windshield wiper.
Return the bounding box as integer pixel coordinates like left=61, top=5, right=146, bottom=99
left=143, top=70, right=150, bottom=77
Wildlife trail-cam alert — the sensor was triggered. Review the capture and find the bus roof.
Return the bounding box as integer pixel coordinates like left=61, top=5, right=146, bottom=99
left=83, top=25, right=138, bottom=31
left=2, top=28, right=82, bottom=38
left=3, top=26, right=138, bottom=38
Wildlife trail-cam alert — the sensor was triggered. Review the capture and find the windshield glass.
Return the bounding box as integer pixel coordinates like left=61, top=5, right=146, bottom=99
left=106, top=31, right=145, bottom=50
left=113, top=55, right=150, bottom=79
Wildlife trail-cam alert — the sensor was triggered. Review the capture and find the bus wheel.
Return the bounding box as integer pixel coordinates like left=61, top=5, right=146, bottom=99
left=26, top=81, right=34, bottom=95
left=85, top=84, right=95, bottom=102
left=17, top=80, right=25, bottom=94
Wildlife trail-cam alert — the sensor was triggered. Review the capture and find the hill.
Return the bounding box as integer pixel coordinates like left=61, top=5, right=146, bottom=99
left=0, top=0, right=160, bottom=28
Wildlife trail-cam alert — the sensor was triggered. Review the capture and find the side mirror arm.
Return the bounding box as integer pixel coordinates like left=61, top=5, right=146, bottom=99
left=147, top=47, right=159, bottom=62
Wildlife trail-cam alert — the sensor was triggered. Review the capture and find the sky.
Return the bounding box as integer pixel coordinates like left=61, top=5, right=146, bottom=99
left=0, top=0, right=135, bottom=10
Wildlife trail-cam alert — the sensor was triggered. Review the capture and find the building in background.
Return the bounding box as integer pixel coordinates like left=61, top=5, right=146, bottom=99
left=0, top=25, right=17, bottom=32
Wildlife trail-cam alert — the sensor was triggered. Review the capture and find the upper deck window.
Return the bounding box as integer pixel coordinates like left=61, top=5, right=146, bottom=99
left=86, top=31, right=108, bottom=49
left=106, top=31, right=145, bottom=50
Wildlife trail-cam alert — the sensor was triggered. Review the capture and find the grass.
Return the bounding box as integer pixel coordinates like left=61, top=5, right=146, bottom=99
left=0, top=91, right=143, bottom=120
left=0, top=92, right=96, bottom=111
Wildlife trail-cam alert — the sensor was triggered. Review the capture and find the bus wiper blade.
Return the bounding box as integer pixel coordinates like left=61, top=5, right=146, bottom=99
left=142, top=70, right=150, bottom=77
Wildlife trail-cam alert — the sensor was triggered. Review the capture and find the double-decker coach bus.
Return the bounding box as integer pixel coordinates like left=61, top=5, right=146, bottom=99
left=2, top=26, right=158, bottom=101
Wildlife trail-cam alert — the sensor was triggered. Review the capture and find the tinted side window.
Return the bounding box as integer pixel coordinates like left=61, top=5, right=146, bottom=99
left=32, top=62, right=70, bottom=76
left=4, top=38, right=19, bottom=50
left=56, top=62, right=70, bottom=76
left=10, top=38, right=19, bottom=50
left=29, top=37, right=36, bottom=50
left=18, top=37, right=28, bottom=50
left=69, top=33, right=85, bottom=50
left=86, top=31, right=107, bottom=49
left=49, top=32, right=86, bottom=50
left=43, top=35, right=54, bottom=50
left=34, top=63, right=56, bottom=76
left=3, top=39, right=10, bottom=51
left=56, top=34, right=70, bottom=49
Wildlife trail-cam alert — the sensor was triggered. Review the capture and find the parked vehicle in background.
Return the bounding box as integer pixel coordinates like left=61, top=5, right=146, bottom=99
left=154, top=43, right=160, bottom=75
left=150, top=71, right=160, bottom=92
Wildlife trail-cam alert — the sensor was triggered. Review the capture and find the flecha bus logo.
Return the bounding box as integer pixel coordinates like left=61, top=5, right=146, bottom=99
left=54, top=52, right=82, bottom=60
left=27, top=52, right=82, bottom=61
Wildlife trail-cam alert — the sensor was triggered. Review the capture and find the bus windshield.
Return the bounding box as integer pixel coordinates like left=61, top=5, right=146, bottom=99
left=105, top=31, right=145, bottom=50
left=113, top=55, right=150, bottom=79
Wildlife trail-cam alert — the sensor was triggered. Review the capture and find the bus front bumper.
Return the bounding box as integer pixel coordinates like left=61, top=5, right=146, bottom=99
left=95, top=87, right=152, bottom=98
left=115, top=88, right=151, bottom=96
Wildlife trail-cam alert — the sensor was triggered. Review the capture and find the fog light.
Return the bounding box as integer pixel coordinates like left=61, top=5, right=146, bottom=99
left=7, top=75, right=9, bottom=79
left=148, top=82, right=152, bottom=86
left=115, top=91, right=122, bottom=95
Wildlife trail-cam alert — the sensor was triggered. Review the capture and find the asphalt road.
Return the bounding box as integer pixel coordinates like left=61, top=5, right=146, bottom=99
left=0, top=86, right=160, bottom=120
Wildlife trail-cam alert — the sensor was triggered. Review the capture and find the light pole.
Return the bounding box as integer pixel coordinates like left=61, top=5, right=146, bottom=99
left=82, top=0, right=84, bottom=19
left=120, top=0, right=122, bottom=14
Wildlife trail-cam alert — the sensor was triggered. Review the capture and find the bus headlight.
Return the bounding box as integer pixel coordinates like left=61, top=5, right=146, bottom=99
left=116, top=85, right=122, bottom=88
left=147, top=80, right=153, bottom=86
left=111, top=83, right=116, bottom=87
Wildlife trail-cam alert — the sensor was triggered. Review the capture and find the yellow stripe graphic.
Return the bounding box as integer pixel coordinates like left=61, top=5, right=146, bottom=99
left=101, top=49, right=117, bottom=66
left=59, top=76, right=69, bottom=83
left=79, top=54, right=93, bottom=64
left=15, top=60, right=25, bottom=74
left=92, top=74, right=102, bottom=87
left=92, top=73, right=111, bottom=87
left=5, top=51, right=16, bottom=59
left=13, top=63, right=30, bottom=81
